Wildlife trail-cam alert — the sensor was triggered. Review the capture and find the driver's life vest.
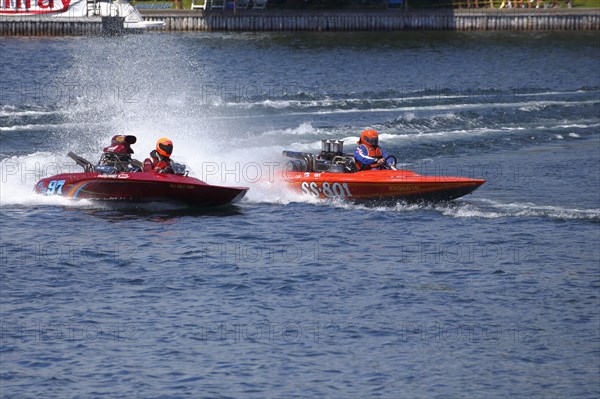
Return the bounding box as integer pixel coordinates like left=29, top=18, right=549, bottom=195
left=355, top=144, right=383, bottom=171
left=143, top=150, right=173, bottom=173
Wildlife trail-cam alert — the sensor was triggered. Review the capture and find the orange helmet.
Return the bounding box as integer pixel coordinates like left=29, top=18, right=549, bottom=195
left=359, top=129, right=379, bottom=148
left=156, top=138, right=173, bottom=158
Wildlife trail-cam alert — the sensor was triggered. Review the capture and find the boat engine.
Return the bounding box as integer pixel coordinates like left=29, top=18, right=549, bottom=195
left=318, top=139, right=344, bottom=161
left=317, top=139, right=356, bottom=173
left=282, top=139, right=357, bottom=173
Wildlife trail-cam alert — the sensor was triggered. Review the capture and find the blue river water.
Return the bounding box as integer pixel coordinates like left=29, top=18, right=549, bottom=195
left=1, top=31, right=599, bottom=398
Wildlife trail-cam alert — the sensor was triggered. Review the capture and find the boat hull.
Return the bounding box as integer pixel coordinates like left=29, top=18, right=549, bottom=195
left=35, top=172, right=248, bottom=207
left=285, top=170, right=485, bottom=202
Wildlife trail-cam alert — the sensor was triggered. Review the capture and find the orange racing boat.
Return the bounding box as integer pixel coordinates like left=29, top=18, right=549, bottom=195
left=282, top=140, right=485, bottom=203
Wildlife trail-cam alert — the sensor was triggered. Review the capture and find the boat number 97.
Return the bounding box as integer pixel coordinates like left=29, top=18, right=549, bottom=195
left=301, top=182, right=352, bottom=198
left=46, top=180, right=66, bottom=195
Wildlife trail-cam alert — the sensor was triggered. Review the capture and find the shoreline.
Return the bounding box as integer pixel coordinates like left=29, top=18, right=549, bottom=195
left=141, top=8, right=600, bottom=31
left=139, top=8, right=600, bottom=17
left=1, top=8, right=599, bottom=35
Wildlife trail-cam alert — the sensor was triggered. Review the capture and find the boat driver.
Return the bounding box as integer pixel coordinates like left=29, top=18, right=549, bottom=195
left=97, top=135, right=140, bottom=172
left=144, top=137, right=175, bottom=173
left=354, top=129, right=393, bottom=170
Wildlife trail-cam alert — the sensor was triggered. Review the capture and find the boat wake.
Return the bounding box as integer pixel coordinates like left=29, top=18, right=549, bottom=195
left=0, top=152, right=93, bottom=207
left=315, top=196, right=600, bottom=222
left=465, top=199, right=600, bottom=222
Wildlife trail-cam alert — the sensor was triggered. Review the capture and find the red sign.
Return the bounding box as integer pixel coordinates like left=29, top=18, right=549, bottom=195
left=0, top=0, right=71, bottom=14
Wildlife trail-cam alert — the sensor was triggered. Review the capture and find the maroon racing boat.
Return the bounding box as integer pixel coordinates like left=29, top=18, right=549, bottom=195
left=34, top=152, right=248, bottom=207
